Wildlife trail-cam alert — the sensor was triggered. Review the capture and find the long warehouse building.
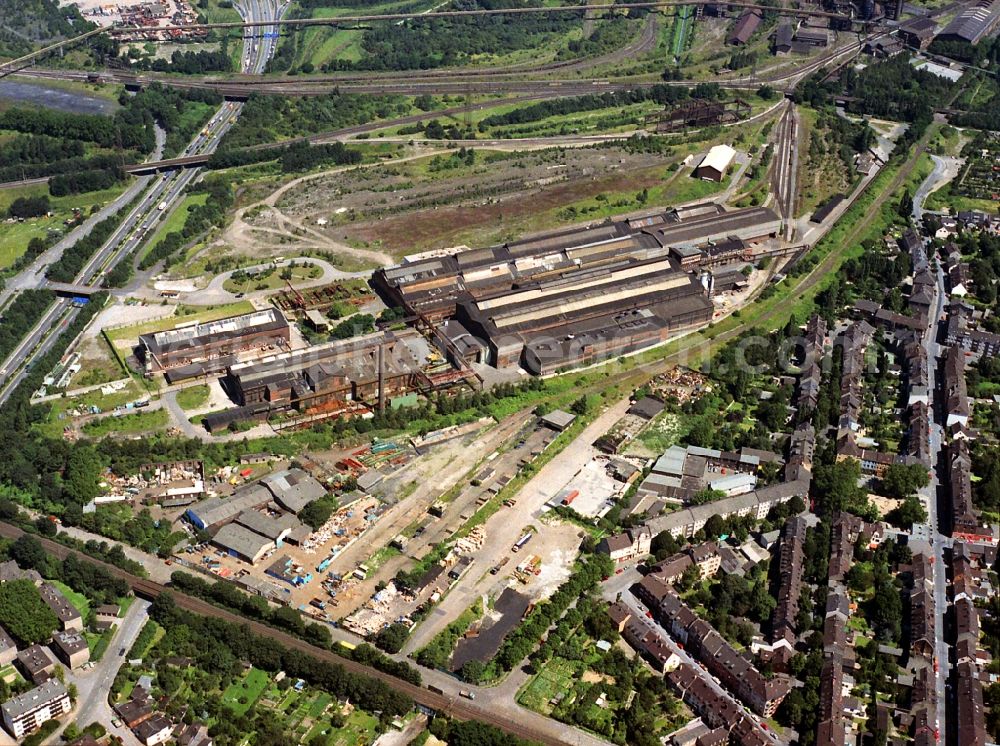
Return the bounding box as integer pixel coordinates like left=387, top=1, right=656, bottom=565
left=138, top=308, right=290, bottom=382
left=374, top=204, right=780, bottom=373
left=223, top=329, right=442, bottom=409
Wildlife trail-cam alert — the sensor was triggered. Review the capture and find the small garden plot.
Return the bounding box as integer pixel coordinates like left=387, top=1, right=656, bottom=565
left=519, top=656, right=580, bottom=714
left=221, top=667, right=270, bottom=716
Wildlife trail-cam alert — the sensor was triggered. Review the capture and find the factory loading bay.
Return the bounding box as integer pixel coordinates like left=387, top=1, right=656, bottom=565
left=171, top=405, right=604, bottom=633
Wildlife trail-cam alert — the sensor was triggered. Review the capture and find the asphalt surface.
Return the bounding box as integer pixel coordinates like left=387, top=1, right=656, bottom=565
left=66, top=599, right=151, bottom=742
left=910, top=152, right=963, bottom=743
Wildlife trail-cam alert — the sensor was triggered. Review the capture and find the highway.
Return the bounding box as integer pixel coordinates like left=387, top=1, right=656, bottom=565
left=0, top=0, right=286, bottom=406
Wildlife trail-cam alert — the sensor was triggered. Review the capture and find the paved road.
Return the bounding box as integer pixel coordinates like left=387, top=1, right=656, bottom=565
left=401, top=397, right=632, bottom=655
left=911, top=151, right=961, bottom=742
left=0, top=124, right=166, bottom=312
left=136, top=257, right=368, bottom=306
left=66, top=599, right=151, bottom=743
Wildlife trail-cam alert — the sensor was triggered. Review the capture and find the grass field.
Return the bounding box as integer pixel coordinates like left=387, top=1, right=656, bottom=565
left=669, top=5, right=693, bottom=60
left=81, top=408, right=168, bottom=437
left=221, top=262, right=322, bottom=293
left=175, top=384, right=210, bottom=411
left=139, top=193, right=209, bottom=263
left=0, top=183, right=127, bottom=269
left=221, top=667, right=270, bottom=715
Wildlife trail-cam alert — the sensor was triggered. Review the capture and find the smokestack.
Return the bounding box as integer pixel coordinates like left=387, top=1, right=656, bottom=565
left=701, top=271, right=715, bottom=298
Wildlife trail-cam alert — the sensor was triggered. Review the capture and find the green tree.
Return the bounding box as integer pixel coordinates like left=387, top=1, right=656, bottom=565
left=460, top=659, right=486, bottom=684
left=10, top=535, right=47, bottom=572
left=676, top=563, right=702, bottom=592
left=880, top=463, right=930, bottom=499
left=373, top=622, right=409, bottom=654
left=0, top=580, right=59, bottom=645
left=63, top=445, right=102, bottom=503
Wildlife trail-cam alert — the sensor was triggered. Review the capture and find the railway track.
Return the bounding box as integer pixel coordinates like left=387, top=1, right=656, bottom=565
left=771, top=100, right=799, bottom=233
left=0, top=521, right=581, bottom=746
left=18, top=16, right=872, bottom=96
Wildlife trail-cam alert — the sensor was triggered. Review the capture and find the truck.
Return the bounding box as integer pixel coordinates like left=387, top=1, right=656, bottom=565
left=511, top=531, right=533, bottom=553
left=490, top=557, right=509, bottom=575
left=459, top=690, right=476, bottom=700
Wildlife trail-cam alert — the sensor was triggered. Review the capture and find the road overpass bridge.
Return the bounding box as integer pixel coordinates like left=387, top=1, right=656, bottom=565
left=125, top=154, right=213, bottom=174
left=46, top=281, right=102, bottom=298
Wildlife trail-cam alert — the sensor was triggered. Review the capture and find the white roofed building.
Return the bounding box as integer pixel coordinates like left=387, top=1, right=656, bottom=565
left=695, top=145, right=737, bottom=182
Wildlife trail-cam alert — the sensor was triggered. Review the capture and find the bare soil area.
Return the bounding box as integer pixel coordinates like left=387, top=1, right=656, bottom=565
left=265, top=147, right=678, bottom=258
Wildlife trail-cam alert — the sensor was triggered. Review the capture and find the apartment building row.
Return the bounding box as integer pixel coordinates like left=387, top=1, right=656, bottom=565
left=817, top=512, right=877, bottom=746
left=635, top=580, right=792, bottom=717
left=951, top=542, right=990, bottom=746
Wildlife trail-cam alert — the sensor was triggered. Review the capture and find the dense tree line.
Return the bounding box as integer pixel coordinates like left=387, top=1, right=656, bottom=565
left=973, top=437, right=1000, bottom=516
left=44, top=198, right=137, bottom=283
left=320, top=0, right=579, bottom=71
left=0, top=152, right=129, bottom=192
left=0, top=107, right=144, bottom=151
left=9, top=535, right=130, bottom=604
left=429, top=717, right=541, bottom=746
left=148, top=592, right=415, bottom=718
left=50, top=165, right=126, bottom=197
left=558, top=16, right=634, bottom=60
left=945, top=228, right=1000, bottom=305
left=792, top=54, right=946, bottom=146
left=137, top=179, right=234, bottom=271
left=169, top=571, right=421, bottom=685
left=0, top=85, right=222, bottom=169
left=221, top=92, right=408, bottom=149
left=928, top=34, right=1000, bottom=66
left=207, top=147, right=284, bottom=170
left=812, top=453, right=876, bottom=520
left=840, top=55, right=952, bottom=122
left=842, top=236, right=912, bottom=305
left=279, top=141, right=362, bottom=173
left=0, top=0, right=93, bottom=57
left=479, top=85, right=695, bottom=131
left=134, top=48, right=234, bottom=74
left=0, top=579, right=58, bottom=644
left=0, top=289, right=56, bottom=363
left=0, top=292, right=107, bottom=513
left=0, top=135, right=83, bottom=167
left=6, top=195, right=50, bottom=219
left=462, top=553, right=613, bottom=681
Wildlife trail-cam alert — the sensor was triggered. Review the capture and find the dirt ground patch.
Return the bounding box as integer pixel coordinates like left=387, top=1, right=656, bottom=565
left=346, top=162, right=673, bottom=254
left=258, top=146, right=682, bottom=259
